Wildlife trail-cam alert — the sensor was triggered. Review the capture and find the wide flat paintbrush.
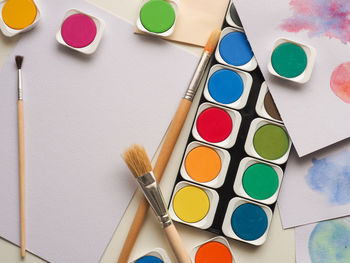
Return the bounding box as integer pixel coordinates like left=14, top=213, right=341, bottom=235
left=16, top=55, right=26, bottom=258
left=123, top=145, right=191, bottom=263
left=117, top=29, right=220, bottom=263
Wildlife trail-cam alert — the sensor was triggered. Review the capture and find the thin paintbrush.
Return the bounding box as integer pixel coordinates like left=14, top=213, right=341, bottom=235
left=117, top=29, right=221, bottom=263
left=123, top=145, right=191, bottom=263
left=16, top=55, right=26, bottom=258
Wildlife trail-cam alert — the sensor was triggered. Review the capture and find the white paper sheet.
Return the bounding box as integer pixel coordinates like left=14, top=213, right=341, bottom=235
left=278, top=140, right=350, bottom=229
left=0, top=0, right=197, bottom=262
left=295, top=217, right=350, bottom=263
left=234, top=0, right=350, bottom=156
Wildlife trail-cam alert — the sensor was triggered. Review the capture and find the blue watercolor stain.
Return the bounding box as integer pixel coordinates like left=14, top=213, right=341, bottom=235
left=305, top=151, right=350, bottom=205
left=309, top=219, right=350, bottom=263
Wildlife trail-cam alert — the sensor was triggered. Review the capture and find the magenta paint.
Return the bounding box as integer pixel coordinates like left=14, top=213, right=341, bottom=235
left=61, top=13, right=97, bottom=48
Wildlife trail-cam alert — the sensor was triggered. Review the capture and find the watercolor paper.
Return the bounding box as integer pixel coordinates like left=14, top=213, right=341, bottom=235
left=234, top=0, right=350, bottom=156
left=0, top=0, right=197, bottom=262
left=295, top=217, right=350, bottom=263
left=278, top=140, right=350, bottom=229
left=135, top=0, right=230, bottom=47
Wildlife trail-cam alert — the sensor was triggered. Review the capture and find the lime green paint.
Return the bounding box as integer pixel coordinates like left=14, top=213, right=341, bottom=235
left=140, top=0, right=175, bottom=33
left=271, top=42, right=307, bottom=78
left=253, top=124, right=289, bottom=160
left=242, top=163, right=279, bottom=200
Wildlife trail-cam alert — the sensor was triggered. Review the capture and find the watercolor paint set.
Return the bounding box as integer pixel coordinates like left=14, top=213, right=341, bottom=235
left=168, top=1, right=291, bottom=246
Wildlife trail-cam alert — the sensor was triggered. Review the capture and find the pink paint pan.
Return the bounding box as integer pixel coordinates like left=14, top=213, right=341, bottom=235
left=56, top=9, right=105, bottom=54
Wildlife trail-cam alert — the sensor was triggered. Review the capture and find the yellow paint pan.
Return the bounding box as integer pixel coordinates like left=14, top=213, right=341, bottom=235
left=0, top=0, right=41, bottom=37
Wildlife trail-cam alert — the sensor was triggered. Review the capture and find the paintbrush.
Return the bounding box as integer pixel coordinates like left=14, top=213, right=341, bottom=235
left=117, top=29, right=220, bottom=263
left=16, top=55, right=26, bottom=258
left=123, top=145, right=191, bottom=263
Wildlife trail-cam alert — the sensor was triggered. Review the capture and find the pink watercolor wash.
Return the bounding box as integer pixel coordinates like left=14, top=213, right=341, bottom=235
left=281, top=0, right=350, bottom=44
left=330, top=62, right=350, bottom=103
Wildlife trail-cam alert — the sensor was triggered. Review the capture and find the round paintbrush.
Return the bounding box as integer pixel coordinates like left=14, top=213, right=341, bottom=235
left=123, top=145, right=191, bottom=263
left=16, top=55, right=26, bottom=259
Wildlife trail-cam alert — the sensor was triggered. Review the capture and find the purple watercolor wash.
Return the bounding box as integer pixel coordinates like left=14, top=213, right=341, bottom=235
left=281, top=0, right=350, bottom=44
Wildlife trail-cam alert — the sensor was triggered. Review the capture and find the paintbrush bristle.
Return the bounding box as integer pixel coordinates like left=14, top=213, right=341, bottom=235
left=204, top=29, right=221, bottom=54
left=15, top=56, right=23, bottom=69
left=122, top=144, right=152, bottom=178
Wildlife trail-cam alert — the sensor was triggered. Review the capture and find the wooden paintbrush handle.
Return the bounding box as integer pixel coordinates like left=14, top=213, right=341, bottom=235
left=117, top=197, right=149, bottom=263
left=153, top=98, right=192, bottom=180
left=117, top=98, right=192, bottom=263
left=164, top=223, right=191, bottom=263
left=18, top=100, right=26, bottom=258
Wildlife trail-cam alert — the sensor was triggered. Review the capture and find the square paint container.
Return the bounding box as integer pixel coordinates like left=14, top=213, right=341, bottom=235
left=56, top=9, right=105, bottom=55
left=215, top=27, right=257, bottom=72
left=168, top=181, right=219, bottom=229
left=191, top=236, right=235, bottom=263
left=168, top=0, right=291, bottom=246
left=233, top=157, right=283, bottom=205
left=203, top=64, right=253, bottom=110
left=0, top=0, right=40, bottom=37
left=222, top=197, right=272, bottom=246
left=129, top=248, right=171, bottom=263
left=136, top=0, right=178, bottom=37
left=180, top=141, right=230, bottom=188
left=255, top=82, right=283, bottom=123
left=267, top=38, right=316, bottom=84
left=225, top=1, right=243, bottom=30
left=244, top=118, right=291, bottom=165
left=192, top=102, right=242, bottom=149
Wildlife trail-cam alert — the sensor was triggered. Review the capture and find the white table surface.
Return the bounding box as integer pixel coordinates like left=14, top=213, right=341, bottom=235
left=0, top=0, right=295, bottom=262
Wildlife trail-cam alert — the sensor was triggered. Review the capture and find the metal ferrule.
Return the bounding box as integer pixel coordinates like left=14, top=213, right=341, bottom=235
left=18, top=69, right=23, bottom=100
left=137, top=172, right=172, bottom=228
left=184, top=51, right=211, bottom=101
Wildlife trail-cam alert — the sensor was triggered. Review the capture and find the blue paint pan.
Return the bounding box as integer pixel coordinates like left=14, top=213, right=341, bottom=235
left=222, top=197, right=272, bottom=245
left=215, top=28, right=257, bottom=71
left=203, top=64, right=253, bottom=110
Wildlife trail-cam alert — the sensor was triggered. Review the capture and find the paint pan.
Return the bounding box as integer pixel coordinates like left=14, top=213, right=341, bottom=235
left=222, top=197, right=272, bottom=245
left=56, top=9, right=105, bottom=55
left=168, top=0, right=291, bottom=245
left=136, top=0, right=178, bottom=37
left=129, top=248, right=171, bottom=263
left=268, top=38, right=316, bottom=83
left=192, top=102, right=242, bottom=149
left=180, top=141, right=230, bottom=188
left=0, top=0, right=40, bottom=37
left=234, top=157, right=283, bottom=205
left=169, top=181, right=219, bottom=229
left=191, top=236, right=235, bottom=263
left=245, top=118, right=291, bottom=164
left=215, top=27, right=257, bottom=71
left=203, top=64, right=253, bottom=110
left=225, top=1, right=243, bottom=30
left=255, top=82, right=282, bottom=122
